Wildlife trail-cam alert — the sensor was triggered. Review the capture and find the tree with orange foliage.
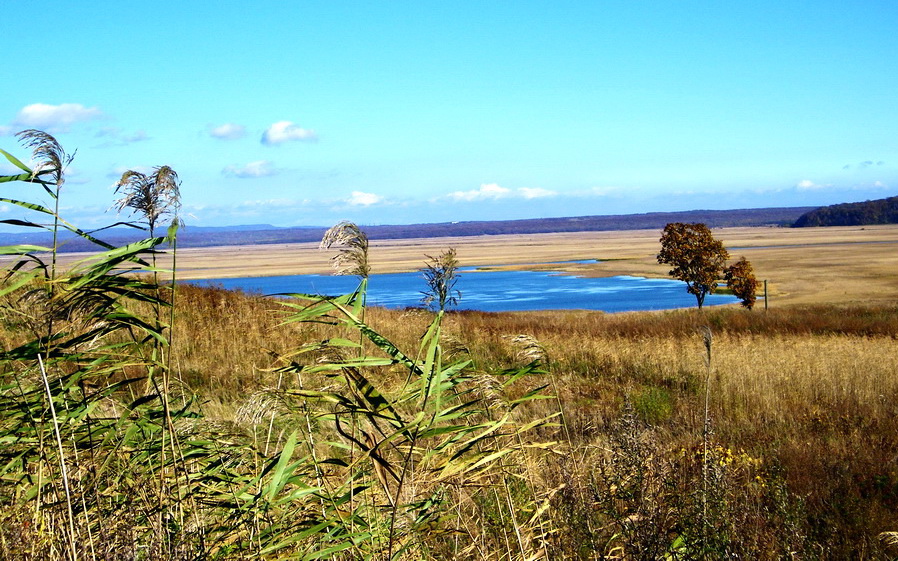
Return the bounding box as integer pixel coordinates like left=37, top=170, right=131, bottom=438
left=725, top=256, right=759, bottom=310
left=657, top=222, right=730, bottom=309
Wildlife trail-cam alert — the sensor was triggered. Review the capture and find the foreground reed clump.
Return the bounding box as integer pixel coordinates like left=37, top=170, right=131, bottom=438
left=11, top=283, right=894, bottom=559
left=160, top=296, right=898, bottom=559
left=3, top=132, right=898, bottom=559
left=0, top=134, right=559, bottom=559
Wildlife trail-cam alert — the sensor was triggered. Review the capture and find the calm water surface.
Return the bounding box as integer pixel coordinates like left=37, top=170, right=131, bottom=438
left=191, top=266, right=738, bottom=313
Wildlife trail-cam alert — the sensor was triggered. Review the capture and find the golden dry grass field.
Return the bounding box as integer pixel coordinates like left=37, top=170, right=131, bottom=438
left=154, top=223, right=898, bottom=307
left=4, top=223, right=898, bottom=558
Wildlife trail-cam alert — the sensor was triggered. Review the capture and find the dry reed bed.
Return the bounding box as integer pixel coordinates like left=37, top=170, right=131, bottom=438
left=378, top=305, right=898, bottom=556
left=130, top=286, right=898, bottom=557
left=170, top=292, right=898, bottom=445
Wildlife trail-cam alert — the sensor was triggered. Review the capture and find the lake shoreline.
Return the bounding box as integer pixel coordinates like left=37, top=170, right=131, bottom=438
left=189, top=268, right=740, bottom=313
left=15, top=224, right=898, bottom=308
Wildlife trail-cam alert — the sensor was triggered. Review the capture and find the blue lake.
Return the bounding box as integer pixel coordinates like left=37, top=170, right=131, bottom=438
left=190, top=267, right=738, bottom=313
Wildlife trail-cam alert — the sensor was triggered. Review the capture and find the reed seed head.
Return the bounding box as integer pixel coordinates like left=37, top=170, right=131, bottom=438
left=113, top=166, right=181, bottom=232
left=320, top=221, right=371, bottom=278
left=507, top=333, right=549, bottom=365
left=16, top=129, right=72, bottom=186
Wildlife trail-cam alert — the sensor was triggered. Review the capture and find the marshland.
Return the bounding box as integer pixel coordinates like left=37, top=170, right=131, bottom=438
left=2, top=134, right=898, bottom=560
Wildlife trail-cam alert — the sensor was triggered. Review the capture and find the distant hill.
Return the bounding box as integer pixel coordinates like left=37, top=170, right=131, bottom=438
left=793, top=196, right=898, bottom=227
left=0, top=206, right=815, bottom=252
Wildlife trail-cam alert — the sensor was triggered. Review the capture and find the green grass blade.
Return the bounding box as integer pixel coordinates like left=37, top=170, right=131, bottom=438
left=0, top=172, right=36, bottom=183
left=0, top=270, right=39, bottom=297
left=0, top=219, right=52, bottom=231
left=0, top=148, right=32, bottom=173
left=268, top=430, right=298, bottom=501
left=0, top=244, right=53, bottom=255
left=0, top=197, right=53, bottom=215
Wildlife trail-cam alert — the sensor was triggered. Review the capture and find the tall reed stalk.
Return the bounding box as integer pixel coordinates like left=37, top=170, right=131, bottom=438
left=701, top=325, right=714, bottom=544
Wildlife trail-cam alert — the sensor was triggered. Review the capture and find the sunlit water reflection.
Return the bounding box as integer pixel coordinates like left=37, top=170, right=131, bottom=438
left=190, top=267, right=737, bottom=312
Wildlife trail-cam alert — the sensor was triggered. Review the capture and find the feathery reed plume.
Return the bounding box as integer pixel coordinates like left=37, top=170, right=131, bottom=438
left=16, top=129, right=73, bottom=186
left=320, top=220, right=370, bottom=277
left=473, top=373, right=505, bottom=410
left=879, top=531, right=898, bottom=549
left=236, top=389, right=291, bottom=427
left=507, top=334, right=548, bottom=365
left=113, top=166, right=181, bottom=237
left=442, top=334, right=471, bottom=361
left=15, top=130, right=74, bottom=281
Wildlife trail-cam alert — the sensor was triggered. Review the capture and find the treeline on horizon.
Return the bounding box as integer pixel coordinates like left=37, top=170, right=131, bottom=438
left=793, top=195, right=898, bottom=227
left=1, top=206, right=813, bottom=252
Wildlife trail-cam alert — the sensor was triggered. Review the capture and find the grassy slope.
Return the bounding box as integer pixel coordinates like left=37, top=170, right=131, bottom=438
left=170, top=284, right=898, bottom=558
left=4, top=223, right=898, bottom=558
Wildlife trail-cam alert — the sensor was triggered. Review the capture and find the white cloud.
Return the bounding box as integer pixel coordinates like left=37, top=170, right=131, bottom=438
left=519, top=187, right=556, bottom=199
left=588, top=185, right=628, bottom=196
left=209, top=123, right=246, bottom=140
left=235, top=198, right=297, bottom=208
left=12, top=103, right=102, bottom=132
left=261, top=121, right=317, bottom=145
left=346, top=191, right=383, bottom=206
left=445, top=183, right=558, bottom=202
left=447, top=183, right=511, bottom=202
left=222, top=160, right=277, bottom=178
left=796, top=179, right=823, bottom=190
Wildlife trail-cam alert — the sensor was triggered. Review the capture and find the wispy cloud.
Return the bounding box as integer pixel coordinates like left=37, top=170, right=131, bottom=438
left=222, top=160, right=278, bottom=178
left=446, top=183, right=511, bottom=201
left=62, top=168, right=91, bottom=185
left=261, top=121, right=317, bottom=145
left=11, top=103, right=103, bottom=132
left=181, top=198, right=317, bottom=225
left=587, top=185, right=628, bottom=196
left=123, top=130, right=149, bottom=143
left=796, top=179, right=825, bottom=191
left=445, top=183, right=557, bottom=202
left=346, top=191, right=383, bottom=206
left=95, top=127, right=149, bottom=147
left=519, top=187, right=557, bottom=199
left=234, top=198, right=298, bottom=208
left=843, top=160, right=885, bottom=170
left=209, top=123, right=246, bottom=140
left=107, top=165, right=154, bottom=180
left=184, top=198, right=305, bottom=213
left=0, top=159, right=21, bottom=174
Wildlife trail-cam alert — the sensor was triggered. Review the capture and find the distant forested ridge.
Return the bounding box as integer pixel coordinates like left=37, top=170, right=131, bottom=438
left=792, top=196, right=898, bottom=227
left=0, top=206, right=813, bottom=252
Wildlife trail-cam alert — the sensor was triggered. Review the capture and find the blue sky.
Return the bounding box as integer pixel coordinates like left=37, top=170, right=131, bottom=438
left=1, top=1, right=896, bottom=230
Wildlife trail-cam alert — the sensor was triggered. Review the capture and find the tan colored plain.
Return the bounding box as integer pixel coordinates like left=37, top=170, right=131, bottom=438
left=48, top=223, right=898, bottom=307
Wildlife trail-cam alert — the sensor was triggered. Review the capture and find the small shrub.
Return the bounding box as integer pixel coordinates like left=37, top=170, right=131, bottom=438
left=632, top=385, right=675, bottom=424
